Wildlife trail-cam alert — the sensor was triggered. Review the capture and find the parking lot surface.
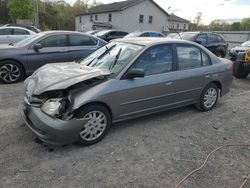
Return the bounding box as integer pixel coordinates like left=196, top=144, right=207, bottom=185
left=1, top=77, right=250, bottom=188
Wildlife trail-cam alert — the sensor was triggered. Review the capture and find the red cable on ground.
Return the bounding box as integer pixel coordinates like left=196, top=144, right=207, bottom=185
left=173, top=144, right=250, bottom=188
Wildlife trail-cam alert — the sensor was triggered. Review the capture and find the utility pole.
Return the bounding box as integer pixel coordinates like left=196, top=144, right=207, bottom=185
left=34, top=0, right=39, bottom=28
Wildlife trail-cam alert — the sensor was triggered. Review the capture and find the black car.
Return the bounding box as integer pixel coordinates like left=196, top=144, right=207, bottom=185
left=229, top=40, right=250, bottom=60
left=176, top=32, right=228, bottom=58
left=124, top=31, right=164, bottom=38
left=95, top=30, right=128, bottom=42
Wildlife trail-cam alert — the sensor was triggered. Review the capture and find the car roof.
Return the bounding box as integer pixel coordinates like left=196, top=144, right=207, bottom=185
left=0, top=26, right=34, bottom=32
left=114, top=37, right=200, bottom=46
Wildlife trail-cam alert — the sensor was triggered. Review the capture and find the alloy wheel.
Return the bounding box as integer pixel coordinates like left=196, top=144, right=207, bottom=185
left=203, top=88, right=218, bottom=109
left=80, top=111, right=107, bottom=141
left=0, top=64, right=21, bottom=83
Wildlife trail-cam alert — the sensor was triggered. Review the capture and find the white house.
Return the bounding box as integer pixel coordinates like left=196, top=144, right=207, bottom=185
left=168, top=14, right=189, bottom=32
left=75, top=0, right=170, bottom=33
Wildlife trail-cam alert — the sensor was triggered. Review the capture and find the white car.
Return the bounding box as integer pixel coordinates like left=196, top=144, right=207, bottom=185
left=0, top=26, right=36, bottom=44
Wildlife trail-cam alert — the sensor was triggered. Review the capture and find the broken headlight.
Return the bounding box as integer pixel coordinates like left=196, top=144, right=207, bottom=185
left=41, top=98, right=63, bottom=117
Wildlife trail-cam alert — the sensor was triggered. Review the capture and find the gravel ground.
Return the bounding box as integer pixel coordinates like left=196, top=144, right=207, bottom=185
left=1, top=77, right=250, bottom=188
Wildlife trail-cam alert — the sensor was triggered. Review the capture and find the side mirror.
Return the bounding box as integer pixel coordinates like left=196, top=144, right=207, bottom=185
left=33, top=43, right=42, bottom=51
left=124, top=69, right=145, bottom=79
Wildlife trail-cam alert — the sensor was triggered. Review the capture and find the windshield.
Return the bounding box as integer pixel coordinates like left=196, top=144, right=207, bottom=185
left=15, top=34, right=43, bottom=47
left=178, top=33, right=196, bottom=40
left=241, top=41, right=250, bottom=47
left=80, top=42, right=143, bottom=74
left=124, top=32, right=141, bottom=38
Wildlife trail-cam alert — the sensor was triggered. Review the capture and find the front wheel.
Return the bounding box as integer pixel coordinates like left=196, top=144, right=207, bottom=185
left=76, top=104, right=111, bottom=146
left=196, top=83, right=219, bottom=112
left=0, top=60, right=24, bottom=83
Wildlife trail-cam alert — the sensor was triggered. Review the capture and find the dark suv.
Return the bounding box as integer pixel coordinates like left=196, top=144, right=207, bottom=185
left=177, top=32, right=228, bottom=58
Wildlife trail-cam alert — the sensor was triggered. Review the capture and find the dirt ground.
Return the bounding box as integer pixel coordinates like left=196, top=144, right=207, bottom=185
left=1, top=77, right=250, bottom=188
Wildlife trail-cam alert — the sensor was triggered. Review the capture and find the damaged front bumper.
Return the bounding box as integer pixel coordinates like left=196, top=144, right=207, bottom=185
left=21, top=97, right=87, bottom=145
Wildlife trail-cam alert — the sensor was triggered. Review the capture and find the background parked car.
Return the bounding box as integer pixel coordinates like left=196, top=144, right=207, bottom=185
left=3, top=24, right=41, bottom=33
left=22, top=38, right=233, bottom=146
left=166, top=32, right=181, bottom=39
left=84, top=30, right=100, bottom=35
left=124, top=31, right=164, bottom=38
left=175, top=32, right=228, bottom=58
left=229, top=40, right=250, bottom=60
left=0, top=26, right=36, bottom=44
left=0, top=31, right=106, bottom=83
left=95, top=30, right=128, bottom=42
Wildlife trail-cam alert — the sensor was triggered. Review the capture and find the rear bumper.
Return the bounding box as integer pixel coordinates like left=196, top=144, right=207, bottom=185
left=21, top=99, right=87, bottom=145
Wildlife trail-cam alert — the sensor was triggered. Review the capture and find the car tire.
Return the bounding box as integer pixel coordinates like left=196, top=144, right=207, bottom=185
left=0, top=60, right=24, bottom=84
left=233, top=61, right=249, bottom=79
left=76, top=104, right=111, bottom=146
left=216, top=51, right=225, bottom=58
left=196, top=83, right=219, bottom=112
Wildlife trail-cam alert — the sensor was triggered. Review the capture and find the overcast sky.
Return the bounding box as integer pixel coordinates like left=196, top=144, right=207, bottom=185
left=66, top=0, right=250, bottom=24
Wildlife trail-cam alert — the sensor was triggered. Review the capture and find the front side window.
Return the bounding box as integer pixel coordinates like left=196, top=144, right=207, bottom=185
left=177, top=45, right=202, bottom=70
left=196, top=34, right=207, bottom=45
left=0, top=28, right=12, bottom=35
left=69, top=35, right=97, bottom=46
left=80, top=42, right=143, bottom=74
left=139, top=15, right=144, bottom=23
left=13, top=29, right=29, bottom=35
left=131, top=45, right=173, bottom=76
left=39, top=35, right=67, bottom=47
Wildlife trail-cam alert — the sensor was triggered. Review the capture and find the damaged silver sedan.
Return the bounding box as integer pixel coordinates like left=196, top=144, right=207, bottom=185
left=21, top=38, right=233, bottom=146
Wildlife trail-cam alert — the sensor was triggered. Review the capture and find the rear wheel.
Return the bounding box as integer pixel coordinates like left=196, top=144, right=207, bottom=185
left=76, top=104, right=111, bottom=146
left=233, top=61, right=249, bottom=79
left=0, top=60, right=24, bottom=83
left=196, top=83, right=219, bottom=112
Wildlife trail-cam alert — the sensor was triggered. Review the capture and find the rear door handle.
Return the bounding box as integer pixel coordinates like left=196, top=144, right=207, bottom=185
left=165, top=81, right=172, bottom=86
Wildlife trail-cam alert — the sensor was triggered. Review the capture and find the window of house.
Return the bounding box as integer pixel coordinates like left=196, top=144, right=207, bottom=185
left=131, top=45, right=173, bottom=76
left=177, top=23, right=179, bottom=29
left=172, top=23, right=174, bottom=28
left=184, top=24, right=186, bottom=29
left=109, top=13, right=112, bottom=22
left=95, top=15, right=98, bottom=21
left=176, top=45, right=202, bottom=70
left=90, top=15, right=93, bottom=21
left=79, top=16, right=82, bottom=23
left=139, top=15, right=144, bottom=23
left=149, top=16, right=153, bottom=24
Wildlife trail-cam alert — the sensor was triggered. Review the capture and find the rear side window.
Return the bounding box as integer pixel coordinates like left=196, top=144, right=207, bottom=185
left=196, top=34, right=207, bottom=45
left=202, top=52, right=211, bottom=66
left=217, top=35, right=225, bottom=42
left=0, top=28, right=12, bottom=35
left=13, top=29, right=29, bottom=35
left=39, top=35, right=67, bottom=47
left=207, top=34, right=219, bottom=43
left=177, top=45, right=202, bottom=70
left=141, top=32, right=150, bottom=37
left=132, top=45, right=173, bottom=76
left=116, top=31, right=128, bottom=37
left=69, top=35, right=97, bottom=46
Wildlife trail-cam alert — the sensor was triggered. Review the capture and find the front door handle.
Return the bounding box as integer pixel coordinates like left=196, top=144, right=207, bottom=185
left=205, top=75, right=210, bottom=78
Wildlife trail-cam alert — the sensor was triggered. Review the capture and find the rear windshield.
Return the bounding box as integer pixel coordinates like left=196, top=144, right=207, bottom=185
left=179, top=33, right=197, bottom=41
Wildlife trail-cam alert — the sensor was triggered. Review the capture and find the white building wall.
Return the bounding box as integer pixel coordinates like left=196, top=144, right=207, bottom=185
left=75, top=0, right=169, bottom=33
left=121, top=0, right=169, bottom=32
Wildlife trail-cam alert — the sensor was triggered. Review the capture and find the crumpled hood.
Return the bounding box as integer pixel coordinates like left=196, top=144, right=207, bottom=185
left=25, top=62, right=111, bottom=95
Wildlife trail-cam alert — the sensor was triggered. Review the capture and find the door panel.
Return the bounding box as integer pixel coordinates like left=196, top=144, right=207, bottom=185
left=112, top=72, right=177, bottom=119
left=27, top=35, right=68, bottom=71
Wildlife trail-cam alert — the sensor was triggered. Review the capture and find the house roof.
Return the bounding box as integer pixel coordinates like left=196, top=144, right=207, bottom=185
left=77, top=0, right=169, bottom=17
left=169, top=14, right=189, bottom=23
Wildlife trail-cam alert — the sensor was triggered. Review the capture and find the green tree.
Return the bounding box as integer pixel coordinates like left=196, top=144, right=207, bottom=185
left=241, top=17, right=250, bottom=31
left=0, top=0, right=10, bottom=24
left=230, top=22, right=241, bottom=31
left=7, top=0, right=34, bottom=22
